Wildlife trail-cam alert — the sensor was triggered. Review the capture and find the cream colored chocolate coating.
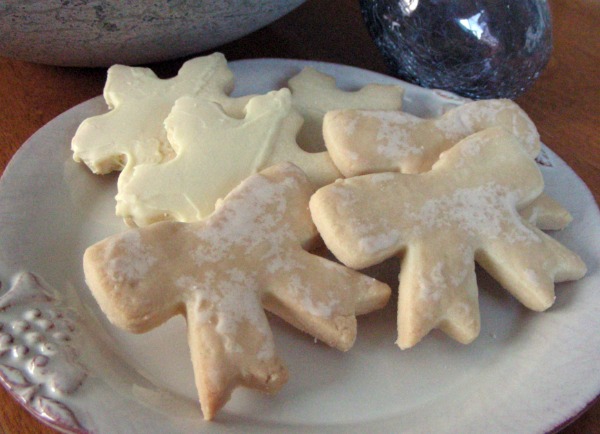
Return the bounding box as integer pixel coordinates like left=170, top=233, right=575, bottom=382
left=310, top=128, right=587, bottom=349
left=71, top=53, right=251, bottom=178
left=289, top=67, right=404, bottom=152
left=84, top=163, right=390, bottom=420
left=117, top=89, right=341, bottom=227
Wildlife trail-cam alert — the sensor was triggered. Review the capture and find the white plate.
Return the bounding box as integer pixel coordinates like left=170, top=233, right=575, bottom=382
left=0, top=59, right=598, bottom=434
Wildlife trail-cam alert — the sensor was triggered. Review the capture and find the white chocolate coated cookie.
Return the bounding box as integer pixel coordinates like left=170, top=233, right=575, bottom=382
left=289, top=67, right=404, bottom=152
left=117, top=89, right=341, bottom=226
left=72, top=53, right=251, bottom=177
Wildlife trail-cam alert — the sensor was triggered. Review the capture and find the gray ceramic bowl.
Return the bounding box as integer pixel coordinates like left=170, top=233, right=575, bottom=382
left=0, top=0, right=305, bottom=67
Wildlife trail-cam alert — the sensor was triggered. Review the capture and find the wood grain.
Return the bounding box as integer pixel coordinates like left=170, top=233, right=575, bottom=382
left=0, top=0, right=598, bottom=433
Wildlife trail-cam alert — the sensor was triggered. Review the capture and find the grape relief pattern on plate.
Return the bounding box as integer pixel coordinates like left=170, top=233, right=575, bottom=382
left=0, top=272, right=88, bottom=433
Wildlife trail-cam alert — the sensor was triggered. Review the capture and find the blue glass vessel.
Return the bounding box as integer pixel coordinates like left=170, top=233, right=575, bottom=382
left=360, top=0, right=553, bottom=99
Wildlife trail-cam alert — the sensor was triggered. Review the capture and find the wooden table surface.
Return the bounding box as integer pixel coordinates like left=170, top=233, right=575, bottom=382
left=0, top=0, right=598, bottom=432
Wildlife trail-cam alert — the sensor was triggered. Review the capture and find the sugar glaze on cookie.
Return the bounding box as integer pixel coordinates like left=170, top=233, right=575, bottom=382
left=84, top=163, right=390, bottom=420
left=323, top=99, right=540, bottom=177
left=311, top=128, right=586, bottom=349
left=323, top=99, right=572, bottom=230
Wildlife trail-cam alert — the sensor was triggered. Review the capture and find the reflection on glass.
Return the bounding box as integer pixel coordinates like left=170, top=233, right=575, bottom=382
left=458, top=11, right=499, bottom=47
left=399, top=0, right=419, bottom=16
left=458, top=12, right=484, bottom=39
left=360, top=0, right=553, bottom=98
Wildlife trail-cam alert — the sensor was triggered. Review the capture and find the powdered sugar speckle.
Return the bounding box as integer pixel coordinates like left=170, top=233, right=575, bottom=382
left=409, top=182, right=540, bottom=244
left=358, top=229, right=401, bottom=256
left=105, top=231, right=158, bottom=283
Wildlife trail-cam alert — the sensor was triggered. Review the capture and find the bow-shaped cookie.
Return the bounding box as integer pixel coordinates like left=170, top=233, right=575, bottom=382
left=322, top=99, right=571, bottom=230
left=84, top=163, right=390, bottom=419
left=310, top=128, right=586, bottom=349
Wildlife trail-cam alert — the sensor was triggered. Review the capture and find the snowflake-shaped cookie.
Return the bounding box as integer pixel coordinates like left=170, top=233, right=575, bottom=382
left=72, top=52, right=250, bottom=178
left=116, top=88, right=341, bottom=226
left=310, top=128, right=586, bottom=349
left=289, top=67, right=405, bottom=151
left=84, top=163, right=390, bottom=419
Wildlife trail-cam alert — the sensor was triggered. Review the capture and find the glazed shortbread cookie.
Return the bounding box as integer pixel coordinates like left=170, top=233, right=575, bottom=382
left=518, top=193, right=573, bottom=230
left=84, top=163, right=391, bottom=420
left=72, top=53, right=251, bottom=179
left=310, top=128, right=586, bottom=349
left=288, top=67, right=404, bottom=152
left=323, top=99, right=540, bottom=176
left=322, top=99, right=572, bottom=230
left=117, top=89, right=341, bottom=226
